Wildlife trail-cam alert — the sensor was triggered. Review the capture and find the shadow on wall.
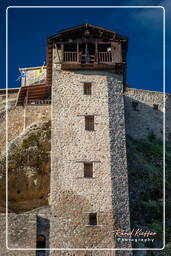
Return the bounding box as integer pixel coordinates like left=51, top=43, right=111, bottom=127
left=124, top=94, right=171, bottom=143
left=107, top=76, right=132, bottom=250
left=166, top=95, right=171, bottom=142
left=36, top=216, right=50, bottom=256
left=124, top=96, right=165, bottom=249
left=107, top=79, right=166, bottom=249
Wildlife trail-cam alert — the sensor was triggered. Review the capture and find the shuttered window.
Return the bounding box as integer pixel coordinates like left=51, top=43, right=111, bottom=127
left=84, top=83, right=92, bottom=95
left=84, top=162, right=93, bottom=178
left=89, top=213, right=97, bottom=226
left=85, top=116, right=94, bottom=131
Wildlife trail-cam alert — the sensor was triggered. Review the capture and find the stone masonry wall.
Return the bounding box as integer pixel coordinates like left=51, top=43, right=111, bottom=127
left=0, top=213, right=36, bottom=256
left=107, top=77, right=131, bottom=249
left=0, top=92, right=18, bottom=105
left=124, top=88, right=171, bottom=142
left=0, top=105, right=51, bottom=152
left=0, top=207, right=51, bottom=255
left=20, top=67, right=46, bottom=86
left=51, top=68, right=131, bottom=254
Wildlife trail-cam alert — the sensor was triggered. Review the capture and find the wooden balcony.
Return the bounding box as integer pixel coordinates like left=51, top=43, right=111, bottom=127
left=62, top=51, right=116, bottom=70
left=16, top=84, right=51, bottom=106
left=63, top=51, right=112, bottom=64
left=97, top=52, right=112, bottom=63
left=63, top=51, right=77, bottom=62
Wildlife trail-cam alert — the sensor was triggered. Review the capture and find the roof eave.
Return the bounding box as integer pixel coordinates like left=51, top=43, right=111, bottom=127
left=48, top=24, right=128, bottom=41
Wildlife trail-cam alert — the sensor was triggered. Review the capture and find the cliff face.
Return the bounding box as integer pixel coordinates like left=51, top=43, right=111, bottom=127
left=0, top=121, right=51, bottom=213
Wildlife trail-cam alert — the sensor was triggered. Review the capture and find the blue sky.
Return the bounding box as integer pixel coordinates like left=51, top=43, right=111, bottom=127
left=0, top=0, right=170, bottom=93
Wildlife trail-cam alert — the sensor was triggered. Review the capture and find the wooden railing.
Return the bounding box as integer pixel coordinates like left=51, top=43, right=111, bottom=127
left=63, top=51, right=112, bottom=63
left=63, top=52, right=77, bottom=62
left=97, top=52, right=112, bottom=63
left=80, top=55, right=95, bottom=63
left=28, top=100, right=51, bottom=105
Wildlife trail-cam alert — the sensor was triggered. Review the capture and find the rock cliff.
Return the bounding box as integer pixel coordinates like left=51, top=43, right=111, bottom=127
left=0, top=121, right=51, bottom=213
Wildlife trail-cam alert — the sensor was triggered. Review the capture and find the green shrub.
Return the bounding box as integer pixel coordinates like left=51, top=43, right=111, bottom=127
left=148, top=130, right=156, bottom=142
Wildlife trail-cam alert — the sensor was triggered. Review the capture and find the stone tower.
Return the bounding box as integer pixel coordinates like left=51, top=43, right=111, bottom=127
left=49, top=24, right=131, bottom=254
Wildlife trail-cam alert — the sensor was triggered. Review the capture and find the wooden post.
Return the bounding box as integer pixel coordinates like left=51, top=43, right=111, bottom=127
left=61, top=43, right=64, bottom=62
left=23, top=88, right=28, bottom=130
left=24, top=68, right=27, bottom=86
left=23, top=105, right=26, bottom=131
left=95, top=41, right=98, bottom=63
left=77, top=41, right=79, bottom=63
left=26, top=88, right=28, bottom=104
left=119, top=42, right=122, bottom=63
left=55, top=43, right=60, bottom=63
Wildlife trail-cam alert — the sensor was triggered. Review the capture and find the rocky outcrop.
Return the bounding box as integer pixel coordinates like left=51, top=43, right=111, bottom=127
left=0, top=121, right=51, bottom=213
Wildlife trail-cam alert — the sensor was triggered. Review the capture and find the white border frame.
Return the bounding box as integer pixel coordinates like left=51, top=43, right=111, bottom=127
left=6, top=5, right=165, bottom=251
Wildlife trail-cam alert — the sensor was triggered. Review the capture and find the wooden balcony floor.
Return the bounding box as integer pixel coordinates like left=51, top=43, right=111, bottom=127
left=61, top=63, right=116, bottom=70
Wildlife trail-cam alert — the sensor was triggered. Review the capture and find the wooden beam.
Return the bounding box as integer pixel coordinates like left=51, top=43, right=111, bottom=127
left=61, top=43, right=64, bottom=62
left=27, top=87, right=50, bottom=92
left=22, top=84, right=48, bottom=89
left=26, top=93, right=49, bottom=98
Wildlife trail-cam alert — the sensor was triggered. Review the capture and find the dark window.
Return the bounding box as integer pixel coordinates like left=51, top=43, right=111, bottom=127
left=84, top=83, right=92, bottom=95
left=153, top=104, right=159, bottom=110
left=64, top=43, right=77, bottom=51
left=85, top=116, right=94, bottom=131
left=36, top=235, right=46, bottom=249
left=132, top=101, right=139, bottom=111
left=84, top=162, right=93, bottom=178
left=89, top=213, right=97, bottom=226
left=168, top=133, right=171, bottom=142
left=98, top=43, right=111, bottom=52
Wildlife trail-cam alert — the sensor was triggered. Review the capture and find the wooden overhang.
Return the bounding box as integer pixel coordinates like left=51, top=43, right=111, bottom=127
left=60, top=63, right=124, bottom=71
left=0, top=88, right=20, bottom=95
left=49, top=23, right=128, bottom=41
left=46, top=24, right=128, bottom=86
left=16, top=84, right=51, bottom=106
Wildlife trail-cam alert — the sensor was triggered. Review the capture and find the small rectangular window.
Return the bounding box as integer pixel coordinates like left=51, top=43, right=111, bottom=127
left=89, top=213, right=97, bottom=226
left=84, top=83, right=92, bottom=95
left=84, top=162, right=93, bottom=178
left=85, top=116, right=94, bottom=131
left=153, top=104, right=159, bottom=110
left=84, top=253, right=92, bottom=256
left=132, top=101, right=138, bottom=111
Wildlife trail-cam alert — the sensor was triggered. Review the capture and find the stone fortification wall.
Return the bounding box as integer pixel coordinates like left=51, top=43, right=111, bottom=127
left=0, top=213, right=36, bottom=255
left=124, top=88, right=171, bottom=142
left=0, top=92, right=18, bottom=105
left=0, top=206, right=50, bottom=255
